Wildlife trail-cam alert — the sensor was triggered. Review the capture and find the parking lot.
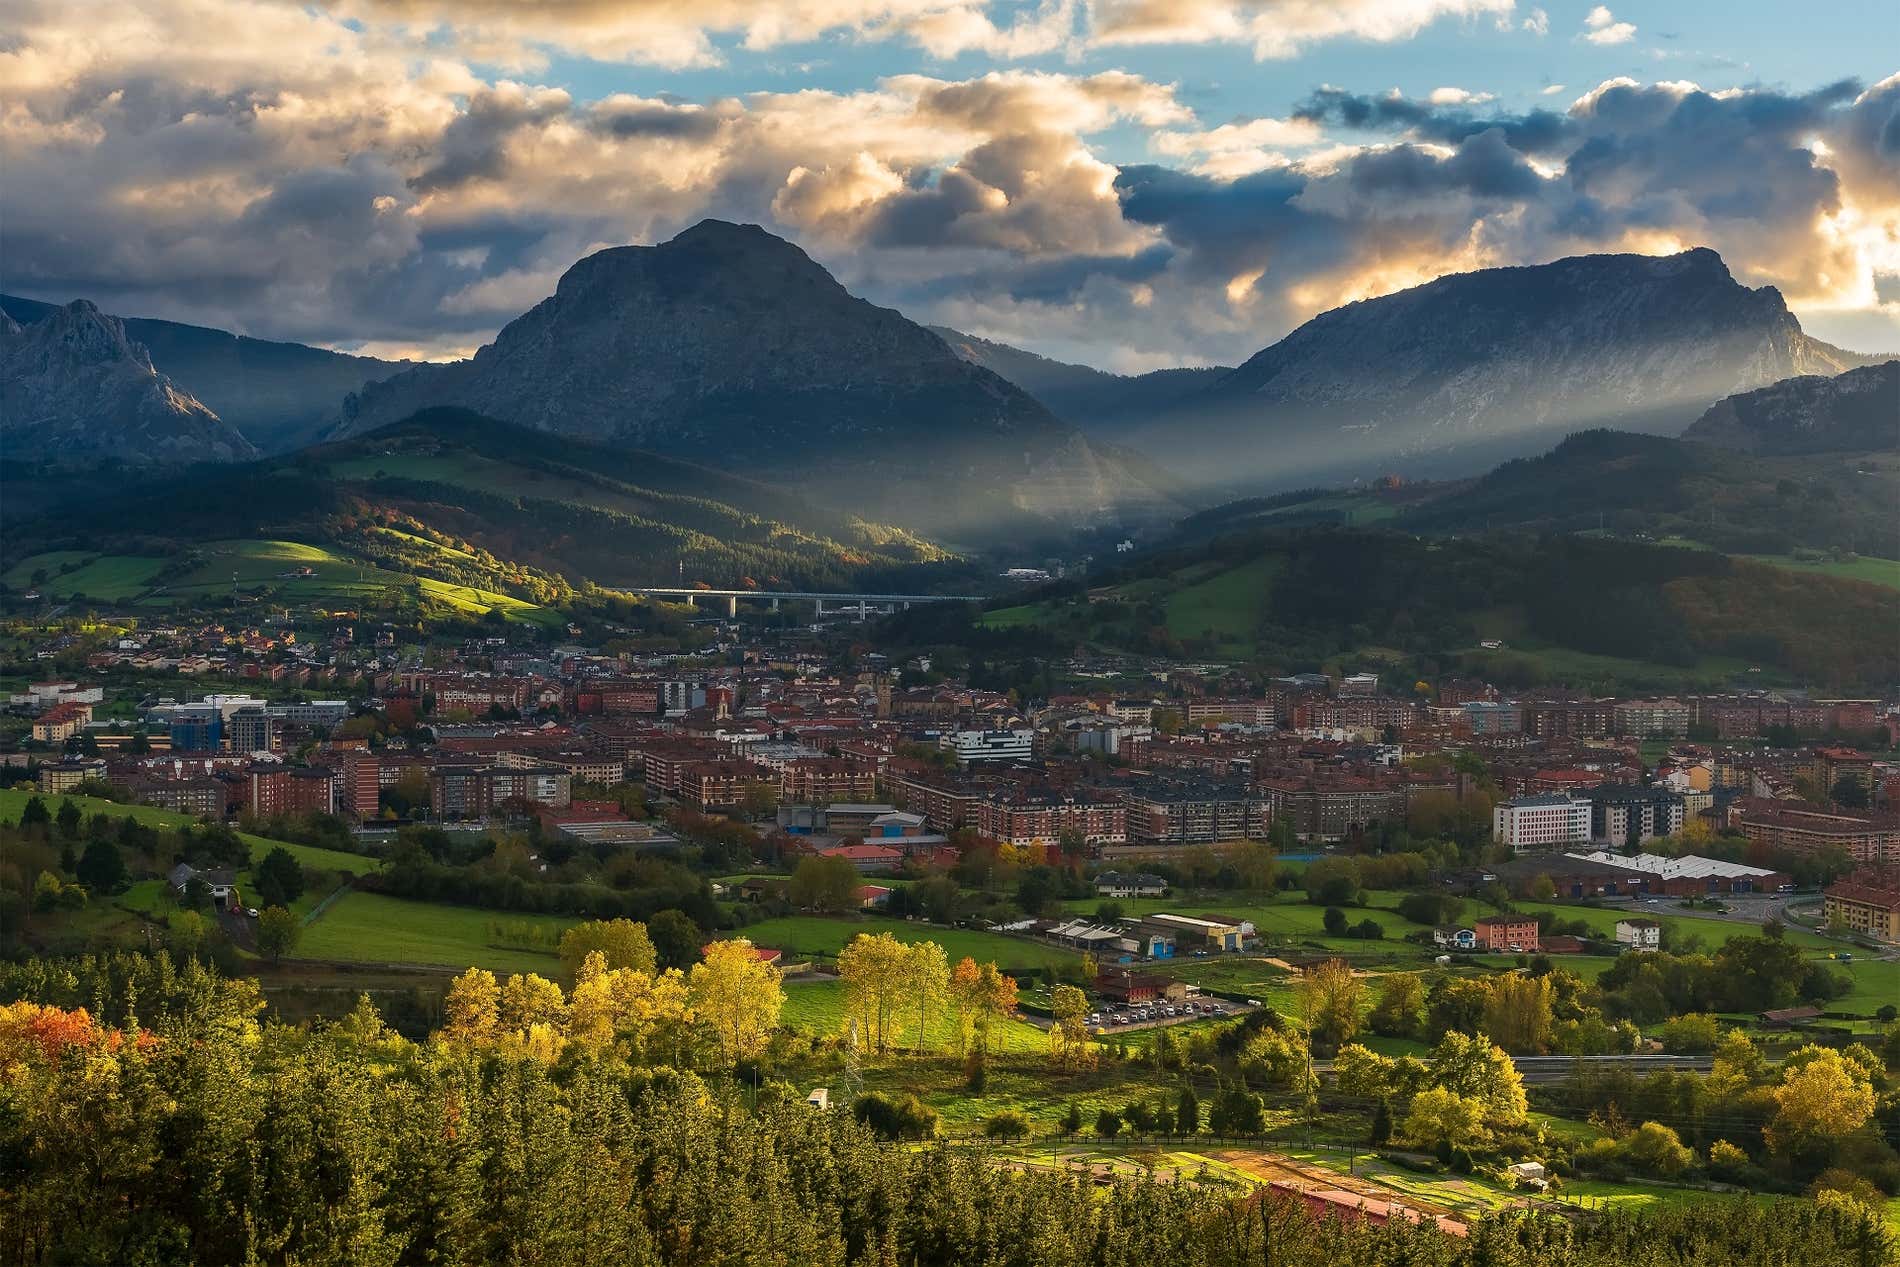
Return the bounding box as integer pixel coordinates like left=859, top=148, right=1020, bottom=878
left=1087, top=996, right=1253, bottom=1034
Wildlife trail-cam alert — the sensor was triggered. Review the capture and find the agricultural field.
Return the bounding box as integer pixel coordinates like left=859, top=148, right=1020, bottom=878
left=295, top=890, right=577, bottom=974
left=723, top=915, right=1082, bottom=972
left=1162, top=556, right=1281, bottom=654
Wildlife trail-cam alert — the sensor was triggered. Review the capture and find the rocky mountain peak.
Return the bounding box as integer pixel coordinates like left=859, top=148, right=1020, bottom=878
left=1, top=299, right=255, bottom=463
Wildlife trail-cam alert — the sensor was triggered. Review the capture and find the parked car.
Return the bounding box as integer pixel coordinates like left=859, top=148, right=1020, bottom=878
left=245, top=907, right=259, bottom=918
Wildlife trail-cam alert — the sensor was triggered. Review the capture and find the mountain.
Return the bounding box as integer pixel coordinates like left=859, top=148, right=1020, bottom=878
left=928, top=326, right=1228, bottom=428
left=0, top=301, right=256, bottom=463
left=1682, top=358, right=1900, bottom=455
left=334, top=221, right=1181, bottom=541
left=1108, top=248, right=1873, bottom=495
left=0, top=294, right=404, bottom=453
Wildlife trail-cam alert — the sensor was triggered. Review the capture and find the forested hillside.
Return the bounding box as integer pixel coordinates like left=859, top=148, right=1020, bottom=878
left=0, top=953, right=1887, bottom=1267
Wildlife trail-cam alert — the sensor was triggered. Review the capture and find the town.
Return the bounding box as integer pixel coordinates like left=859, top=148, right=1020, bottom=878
left=1, top=590, right=1893, bottom=1246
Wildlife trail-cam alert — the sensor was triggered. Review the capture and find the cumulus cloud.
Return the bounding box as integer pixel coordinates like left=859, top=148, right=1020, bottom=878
left=1581, top=5, right=1636, bottom=46
left=1088, top=0, right=1517, bottom=59
left=3, top=0, right=1897, bottom=366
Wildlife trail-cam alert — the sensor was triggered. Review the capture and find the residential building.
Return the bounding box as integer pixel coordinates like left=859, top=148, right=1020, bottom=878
left=1586, top=784, right=1684, bottom=844
left=37, top=758, right=106, bottom=793
left=976, top=785, right=1126, bottom=848
left=1094, top=871, right=1167, bottom=899
left=1822, top=870, right=1900, bottom=941
left=1614, top=918, right=1662, bottom=951
left=31, top=701, right=91, bottom=743
left=1492, top=794, right=1592, bottom=852
left=1731, top=800, right=1900, bottom=864
left=1464, top=701, right=1524, bottom=735
left=1615, top=699, right=1690, bottom=738
left=1255, top=775, right=1404, bottom=841
left=227, top=704, right=275, bottom=754
left=1472, top=913, right=1539, bottom=953
left=1120, top=777, right=1271, bottom=848
left=939, top=728, right=1034, bottom=765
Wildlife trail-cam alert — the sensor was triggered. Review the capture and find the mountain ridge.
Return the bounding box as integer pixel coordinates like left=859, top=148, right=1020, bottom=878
left=1098, top=247, right=1874, bottom=495
left=334, top=220, right=1182, bottom=541
left=1681, top=358, right=1899, bottom=455
left=0, top=294, right=404, bottom=454
left=0, top=301, right=257, bottom=463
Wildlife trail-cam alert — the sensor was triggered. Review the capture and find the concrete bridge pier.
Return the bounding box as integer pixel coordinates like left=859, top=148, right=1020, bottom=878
left=725, top=595, right=738, bottom=617
left=855, top=600, right=869, bottom=621
left=769, top=597, right=780, bottom=612
left=813, top=599, right=824, bottom=617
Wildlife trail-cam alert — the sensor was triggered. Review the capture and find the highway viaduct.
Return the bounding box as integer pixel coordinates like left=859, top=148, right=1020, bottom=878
left=625, top=587, right=985, bottom=619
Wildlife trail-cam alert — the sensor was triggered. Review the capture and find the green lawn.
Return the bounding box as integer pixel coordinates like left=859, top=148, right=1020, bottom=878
left=295, top=890, right=577, bottom=974
left=1063, top=889, right=1445, bottom=955
left=724, top=915, right=1081, bottom=971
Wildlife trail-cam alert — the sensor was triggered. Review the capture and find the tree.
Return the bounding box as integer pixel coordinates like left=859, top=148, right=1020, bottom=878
left=689, top=938, right=784, bottom=1064
left=1403, top=1087, right=1486, bottom=1151
left=1304, top=856, right=1360, bottom=905
left=1660, top=1012, right=1722, bottom=1055
left=1830, top=775, right=1870, bottom=809
left=253, top=846, right=305, bottom=909
left=169, top=910, right=208, bottom=959
left=1368, top=972, right=1426, bottom=1038
left=1049, top=984, right=1092, bottom=1070
left=647, top=909, right=703, bottom=971
left=787, top=855, right=860, bottom=913
left=1332, top=1044, right=1403, bottom=1101
left=1482, top=973, right=1554, bottom=1055
left=559, top=919, right=658, bottom=978
left=18, top=796, right=50, bottom=834
left=1322, top=906, right=1349, bottom=936
left=1094, top=1108, right=1121, bottom=1139
left=1062, top=1101, right=1084, bottom=1135
left=1298, top=958, right=1362, bottom=1053
left=255, top=906, right=301, bottom=963
left=1370, top=1099, right=1393, bottom=1145
left=1619, top=1122, right=1694, bottom=1177
left=75, top=839, right=128, bottom=895
left=975, top=962, right=1018, bottom=1053
left=1428, top=1032, right=1527, bottom=1124
left=443, top=967, right=501, bottom=1041
left=983, top=1111, right=1031, bottom=1141
left=54, top=799, right=81, bottom=840
left=1207, top=1089, right=1264, bottom=1135
left=498, top=972, right=568, bottom=1034
left=838, top=932, right=913, bottom=1054
left=947, top=956, right=984, bottom=1056
left=1176, top=1085, right=1199, bottom=1135
left=1765, top=1046, right=1876, bottom=1159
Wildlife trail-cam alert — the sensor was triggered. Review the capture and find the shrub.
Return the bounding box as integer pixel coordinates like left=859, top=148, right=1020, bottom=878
left=852, top=1093, right=939, bottom=1141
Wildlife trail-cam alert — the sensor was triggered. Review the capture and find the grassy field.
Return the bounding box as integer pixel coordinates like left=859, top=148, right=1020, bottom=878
left=1062, top=889, right=1445, bottom=955
left=724, top=915, right=1082, bottom=972
left=2, top=552, right=170, bottom=600
left=780, top=978, right=1052, bottom=1055
left=296, top=890, right=576, bottom=974
left=1743, top=553, right=1900, bottom=591
left=1163, top=557, right=1281, bottom=654
left=148, top=538, right=561, bottom=624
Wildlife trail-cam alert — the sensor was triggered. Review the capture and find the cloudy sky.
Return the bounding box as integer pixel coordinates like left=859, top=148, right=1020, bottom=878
left=3, top=1, right=1896, bottom=368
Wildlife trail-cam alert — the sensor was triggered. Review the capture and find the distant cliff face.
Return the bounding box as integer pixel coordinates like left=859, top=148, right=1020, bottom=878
left=1109, top=248, right=1873, bottom=492
left=0, top=301, right=256, bottom=463
left=0, top=294, right=404, bottom=455
left=337, top=220, right=1179, bottom=537
left=1683, top=358, right=1899, bottom=455
left=928, top=326, right=1229, bottom=429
